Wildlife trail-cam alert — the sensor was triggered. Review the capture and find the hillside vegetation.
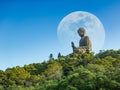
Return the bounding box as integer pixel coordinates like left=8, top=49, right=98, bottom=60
left=0, top=49, right=120, bottom=90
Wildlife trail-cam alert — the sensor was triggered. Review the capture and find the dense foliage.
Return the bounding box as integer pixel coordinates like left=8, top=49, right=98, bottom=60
left=0, top=49, right=120, bottom=90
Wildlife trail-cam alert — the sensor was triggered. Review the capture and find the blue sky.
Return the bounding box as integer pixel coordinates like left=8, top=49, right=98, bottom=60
left=0, top=0, right=120, bottom=70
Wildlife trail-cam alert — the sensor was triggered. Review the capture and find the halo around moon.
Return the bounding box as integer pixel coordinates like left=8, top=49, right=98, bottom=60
left=57, top=11, right=105, bottom=53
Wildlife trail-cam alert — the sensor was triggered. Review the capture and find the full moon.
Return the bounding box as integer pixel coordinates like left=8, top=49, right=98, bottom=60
left=57, top=11, right=105, bottom=54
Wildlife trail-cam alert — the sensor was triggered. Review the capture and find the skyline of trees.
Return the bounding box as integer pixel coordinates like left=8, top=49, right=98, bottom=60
left=0, top=49, right=120, bottom=90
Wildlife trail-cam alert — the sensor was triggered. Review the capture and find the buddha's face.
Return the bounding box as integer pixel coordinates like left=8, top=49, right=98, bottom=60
left=78, top=28, right=86, bottom=37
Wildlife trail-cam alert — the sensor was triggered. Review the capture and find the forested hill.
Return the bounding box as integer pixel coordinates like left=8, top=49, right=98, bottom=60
left=0, top=50, right=120, bottom=90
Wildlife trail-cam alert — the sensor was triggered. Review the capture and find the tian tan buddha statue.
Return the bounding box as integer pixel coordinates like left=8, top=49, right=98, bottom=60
left=71, top=28, right=92, bottom=54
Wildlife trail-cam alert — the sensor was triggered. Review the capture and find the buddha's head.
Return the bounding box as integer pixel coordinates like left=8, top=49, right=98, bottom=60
left=77, top=28, right=86, bottom=37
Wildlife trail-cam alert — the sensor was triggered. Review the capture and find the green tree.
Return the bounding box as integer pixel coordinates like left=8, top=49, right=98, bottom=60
left=5, top=66, right=30, bottom=85
left=58, top=52, right=62, bottom=58
left=49, top=53, right=54, bottom=60
left=43, top=60, right=63, bottom=80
